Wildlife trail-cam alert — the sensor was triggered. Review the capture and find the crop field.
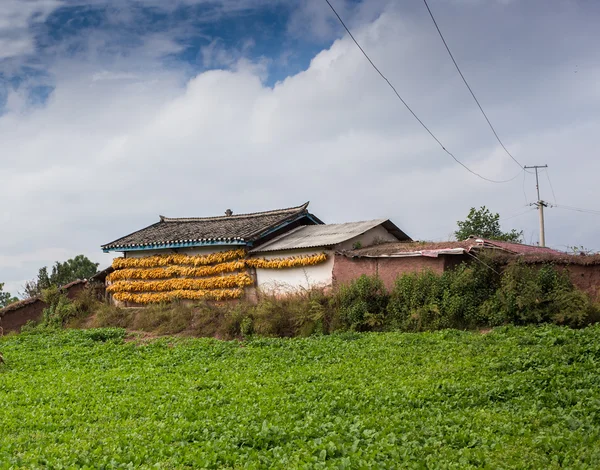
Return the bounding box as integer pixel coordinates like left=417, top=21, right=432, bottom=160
left=1, top=326, right=600, bottom=469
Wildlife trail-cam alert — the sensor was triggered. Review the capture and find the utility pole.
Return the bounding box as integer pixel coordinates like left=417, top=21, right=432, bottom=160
left=524, top=164, right=548, bottom=247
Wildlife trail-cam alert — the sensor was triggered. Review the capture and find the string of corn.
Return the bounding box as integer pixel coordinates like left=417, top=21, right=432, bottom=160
left=112, top=288, right=244, bottom=304
left=112, top=249, right=246, bottom=269
left=107, top=273, right=253, bottom=293
left=107, top=260, right=246, bottom=282
left=246, top=253, right=327, bottom=269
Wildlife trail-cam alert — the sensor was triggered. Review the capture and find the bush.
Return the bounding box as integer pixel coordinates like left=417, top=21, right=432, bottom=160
left=40, top=287, right=77, bottom=329
left=386, top=260, right=501, bottom=332
left=334, top=275, right=388, bottom=331
left=252, top=288, right=335, bottom=337
left=481, top=262, right=600, bottom=327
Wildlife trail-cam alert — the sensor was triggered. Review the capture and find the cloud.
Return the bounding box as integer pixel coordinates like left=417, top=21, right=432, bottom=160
left=0, top=0, right=63, bottom=59
left=1, top=1, right=600, bottom=293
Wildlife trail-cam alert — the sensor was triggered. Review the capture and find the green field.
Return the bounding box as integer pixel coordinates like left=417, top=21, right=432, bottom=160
left=1, top=326, right=599, bottom=469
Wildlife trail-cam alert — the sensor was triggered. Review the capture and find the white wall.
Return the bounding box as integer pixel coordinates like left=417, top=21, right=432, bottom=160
left=253, top=248, right=335, bottom=293
left=124, top=245, right=244, bottom=258
left=251, top=225, right=398, bottom=293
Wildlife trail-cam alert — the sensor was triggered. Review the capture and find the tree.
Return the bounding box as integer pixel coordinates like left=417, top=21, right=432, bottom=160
left=0, top=282, right=19, bottom=308
left=21, top=255, right=99, bottom=298
left=455, top=206, right=523, bottom=243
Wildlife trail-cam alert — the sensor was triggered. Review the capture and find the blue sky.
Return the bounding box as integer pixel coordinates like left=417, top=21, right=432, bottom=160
left=1, top=0, right=600, bottom=296
left=1, top=0, right=347, bottom=109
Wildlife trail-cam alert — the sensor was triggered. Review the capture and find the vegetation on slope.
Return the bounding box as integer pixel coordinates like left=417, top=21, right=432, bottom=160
left=1, top=326, right=599, bottom=468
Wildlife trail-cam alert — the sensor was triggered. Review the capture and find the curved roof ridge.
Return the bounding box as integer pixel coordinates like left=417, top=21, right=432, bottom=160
left=159, top=202, right=309, bottom=223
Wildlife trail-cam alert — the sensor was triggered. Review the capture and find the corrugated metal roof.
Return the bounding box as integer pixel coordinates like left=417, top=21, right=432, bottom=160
left=250, top=219, right=400, bottom=252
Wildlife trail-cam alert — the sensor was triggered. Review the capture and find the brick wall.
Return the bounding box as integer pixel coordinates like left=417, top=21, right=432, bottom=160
left=333, top=254, right=450, bottom=291
left=333, top=254, right=600, bottom=300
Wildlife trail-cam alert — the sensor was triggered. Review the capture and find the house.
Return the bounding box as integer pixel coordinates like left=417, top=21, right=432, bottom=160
left=333, top=237, right=567, bottom=291
left=100, top=203, right=411, bottom=304
left=249, top=219, right=410, bottom=292
left=102, top=202, right=322, bottom=256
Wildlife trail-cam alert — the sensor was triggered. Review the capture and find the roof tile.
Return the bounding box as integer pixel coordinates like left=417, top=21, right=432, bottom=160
left=102, top=202, right=318, bottom=251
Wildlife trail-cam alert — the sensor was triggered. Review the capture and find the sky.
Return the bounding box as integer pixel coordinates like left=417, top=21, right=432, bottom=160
left=1, top=0, right=599, bottom=297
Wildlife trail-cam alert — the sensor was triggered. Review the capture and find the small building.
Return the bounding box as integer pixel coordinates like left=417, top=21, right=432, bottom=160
left=102, top=202, right=323, bottom=257
left=249, top=220, right=410, bottom=292
left=334, top=238, right=564, bottom=291
left=100, top=203, right=412, bottom=304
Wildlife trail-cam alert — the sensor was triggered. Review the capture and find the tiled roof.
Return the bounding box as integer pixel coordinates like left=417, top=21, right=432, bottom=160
left=102, top=202, right=320, bottom=251
left=250, top=219, right=411, bottom=253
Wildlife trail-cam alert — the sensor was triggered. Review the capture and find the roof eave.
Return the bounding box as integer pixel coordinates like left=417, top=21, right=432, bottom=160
left=246, top=211, right=323, bottom=245
left=381, top=219, right=412, bottom=242
left=102, top=239, right=248, bottom=253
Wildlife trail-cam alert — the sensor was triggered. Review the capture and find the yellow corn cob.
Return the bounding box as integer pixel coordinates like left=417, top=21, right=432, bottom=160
left=112, top=249, right=246, bottom=269
left=245, top=253, right=327, bottom=269
left=112, top=288, right=244, bottom=304
left=107, top=273, right=253, bottom=293
left=107, top=260, right=246, bottom=282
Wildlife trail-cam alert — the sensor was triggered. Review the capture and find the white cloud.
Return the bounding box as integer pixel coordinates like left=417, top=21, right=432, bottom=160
left=1, top=1, right=600, bottom=292
left=0, top=0, right=63, bottom=59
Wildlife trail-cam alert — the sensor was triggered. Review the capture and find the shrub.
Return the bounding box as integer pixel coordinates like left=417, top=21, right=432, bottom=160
left=481, top=261, right=600, bottom=327
left=40, top=287, right=77, bottom=329
left=221, top=302, right=254, bottom=339
left=386, top=261, right=500, bottom=332
left=252, top=288, right=334, bottom=337
left=334, top=275, right=388, bottom=331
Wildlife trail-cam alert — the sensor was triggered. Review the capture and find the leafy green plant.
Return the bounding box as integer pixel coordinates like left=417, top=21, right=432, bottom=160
left=40, top=287, right=77, bottom=329
left=334, top=275, right=388, bottom=331
left=1, top=326, right=600, bottom=467
left=455, top=206, right=522, bottom=242
left=479, top=262, right=598, bottom=326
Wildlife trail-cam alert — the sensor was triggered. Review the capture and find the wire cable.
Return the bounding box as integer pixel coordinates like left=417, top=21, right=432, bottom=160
left=522, top=169, right=529, bottom=205
left=552, top=204, right=600, bottom=216
left=421, top=0, right=524, bottom=171
left=543, top=168, right=558, bottom=205
left=324, top=0, right=522, bottom=184
left=500, top=207, right=536, bottom=222
left=465, top=251, right=501, bottom=275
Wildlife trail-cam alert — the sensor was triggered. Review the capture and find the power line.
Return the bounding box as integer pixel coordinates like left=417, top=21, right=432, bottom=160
left=552, top=204, right=600, bottom=216
left=421, top=0, right=524, bottom=171
left=500, top=207, right=536, bottom=222
left=543, top=168, right=557, bottom=204
left=324, top=0, right=522, bottom=184
left=522, top=169, right=529, bottom=205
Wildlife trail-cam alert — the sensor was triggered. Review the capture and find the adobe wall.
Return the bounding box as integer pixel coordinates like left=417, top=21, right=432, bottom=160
left=332, top=254, right=600, bottom=299
left=333, top=254, right=448, bottom=291
left=0, top=300, right=46, bottom=333
left=0, top=281, right=88, bottom=333
left=555, top=264, right=600, bottom=300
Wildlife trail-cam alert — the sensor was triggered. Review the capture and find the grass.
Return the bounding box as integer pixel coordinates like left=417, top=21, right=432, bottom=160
left=1, top=325, right=600, bottom=468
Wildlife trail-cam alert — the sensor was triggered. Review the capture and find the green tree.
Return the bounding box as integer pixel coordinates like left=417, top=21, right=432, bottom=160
left=21, top=255, right=99, bottom=298
left=0, top=282, right=19, bottom=308
left=455, top=206, right=523, bottom=242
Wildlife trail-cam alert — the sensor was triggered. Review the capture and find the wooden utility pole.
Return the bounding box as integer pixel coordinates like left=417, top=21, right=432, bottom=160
left=524, top=165, right=548, bottom=247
